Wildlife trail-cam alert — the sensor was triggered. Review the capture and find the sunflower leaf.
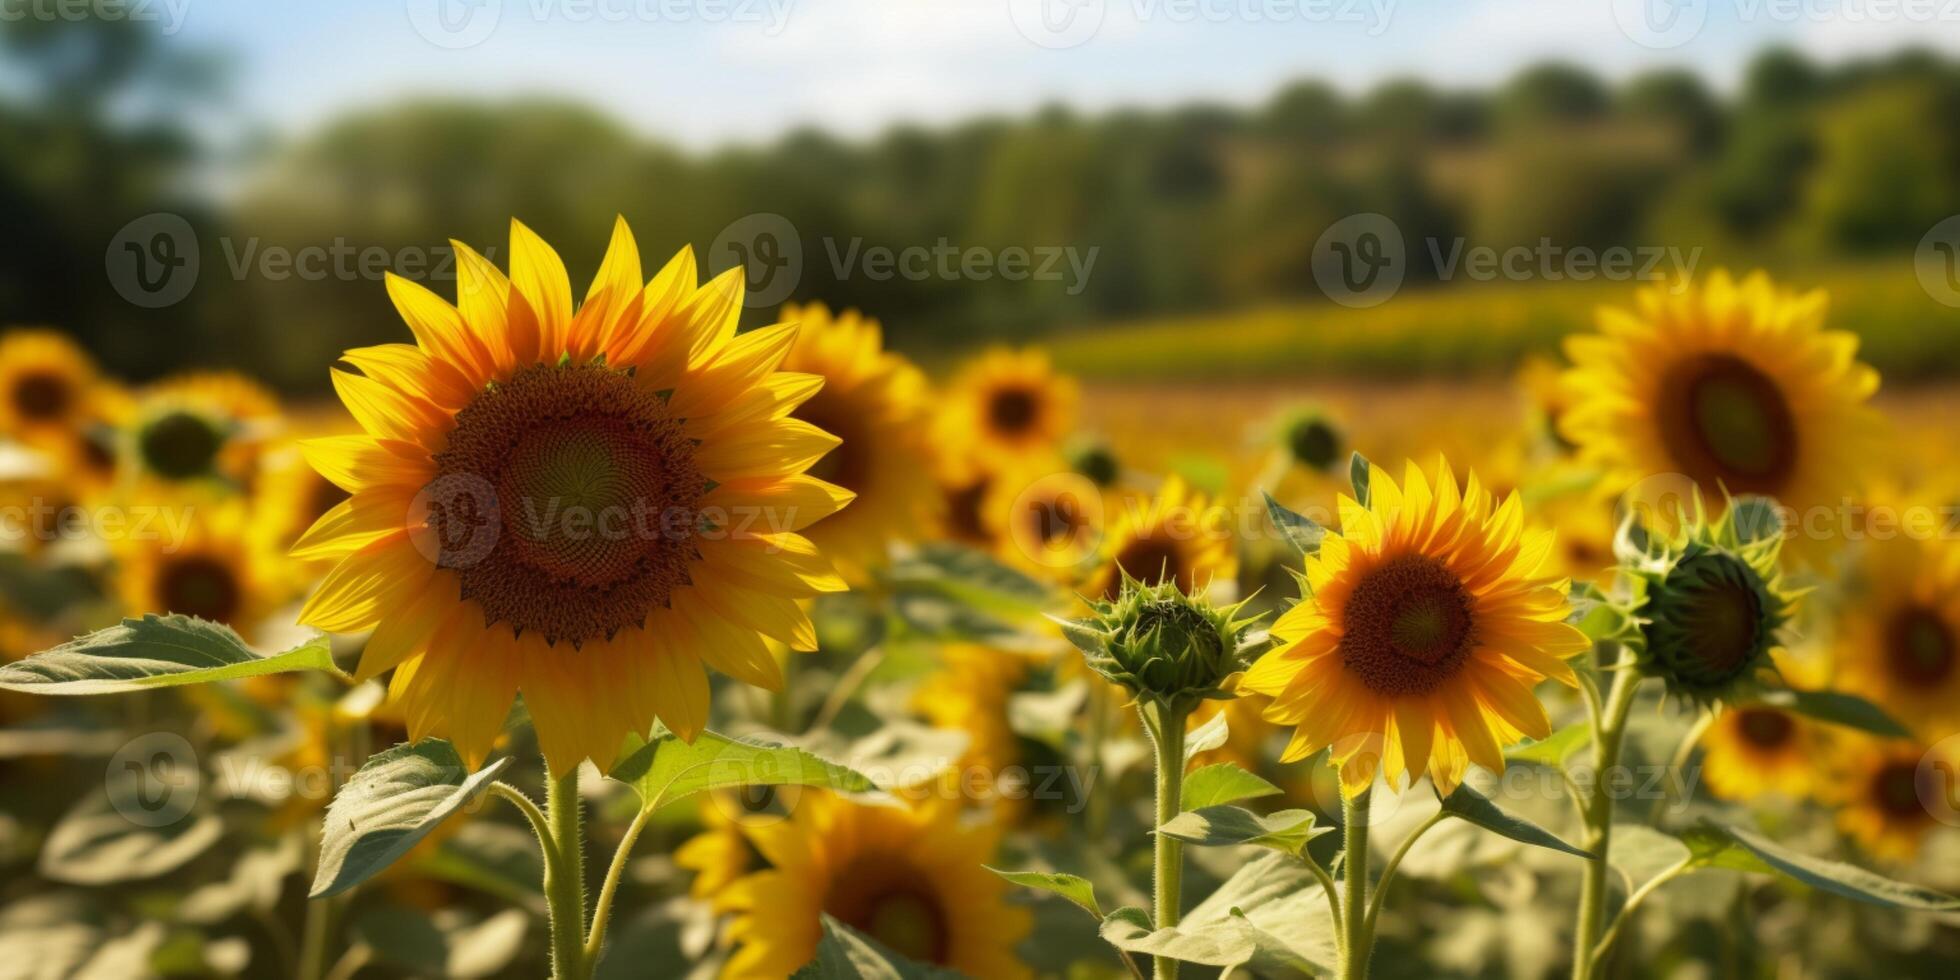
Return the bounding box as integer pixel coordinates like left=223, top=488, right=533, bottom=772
left=1436, top=782, right=1591, bottom=858
left=1262, top=491, right=1325, bottom=556
left=1756, top=688, right=1912, bottom=739
left=0, top=615, right=346, bottom=694
left=1183, top=711, right=1231, bottom=763
left=984, top=867, right=1102, bottom=919
left=610, top=727, right=876, bottom=815
left=310, top=740, right=510, bottom=898
left=40, top=769, right=225, bottom=885
left=1683, top=820, right=1960, bottom=910
left=792, top=915, right=965, bottom=979
left=1182, top=763, right=1283, bottom=810
left=1348, top=452, right=1372, bottom=507
left=1504, top=722, right=1592, bottom=767
left=1099, top=905, right=1319, bottom=973
left=1156, top=805, right=1328, bottom=855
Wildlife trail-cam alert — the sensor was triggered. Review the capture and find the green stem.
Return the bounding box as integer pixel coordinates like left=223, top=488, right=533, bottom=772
left=544, top=769, right=590, bottom=980
left=1572, top=667, right=1639, bottom=980
left=1589, top=857, right=1691, bottom=972
left=1142, top=702, right=1187, bottom=980
left=584, top=806, right=653, bottom=965
left=1340, top=789, right=1373, bottom=980
left=1360, top=811, right=1446, bottom=943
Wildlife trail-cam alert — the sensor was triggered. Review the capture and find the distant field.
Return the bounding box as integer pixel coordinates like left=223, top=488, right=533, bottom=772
left=1043, top=259, right=1960, bottom=382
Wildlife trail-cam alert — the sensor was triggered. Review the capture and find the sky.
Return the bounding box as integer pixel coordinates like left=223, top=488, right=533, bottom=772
left=145, top=0, right=1960, bottom=150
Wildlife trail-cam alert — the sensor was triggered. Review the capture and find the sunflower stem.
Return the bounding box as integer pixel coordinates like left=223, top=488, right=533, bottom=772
left=583, top=805, right=652, bottom=965
left=1142, top=701, right=1187, bottom=980
left=1339, top=788, right=1373, bottom=980
left=1572, top=666, right=1639, bottom=980
left=544, top=768, right=590, bottom=980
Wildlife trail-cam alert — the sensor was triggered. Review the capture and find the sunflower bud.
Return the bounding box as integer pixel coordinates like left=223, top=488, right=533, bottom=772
left=1058, top=573, right=1260, bottom=715
left=1278, top=408, right=1343, bottom=473
left=1065, top=438, right=1120, bottom=488
left=1624, top=496, right=1795, bottom=703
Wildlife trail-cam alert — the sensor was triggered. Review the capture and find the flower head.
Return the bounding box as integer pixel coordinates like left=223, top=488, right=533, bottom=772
left=1062, top=573, right=1258, bottom=715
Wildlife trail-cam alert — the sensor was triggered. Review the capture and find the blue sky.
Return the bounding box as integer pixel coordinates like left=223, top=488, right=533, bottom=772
left=158, top=0, right=1959, bottom=149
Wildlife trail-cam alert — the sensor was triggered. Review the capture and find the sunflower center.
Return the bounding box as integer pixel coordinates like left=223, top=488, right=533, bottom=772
left=1734, top=708, right=1794, bottom=749
left=11, top=371, right=73, bottom=422
left=431, top=362, right=707, bottom=646
left=825, top=860, right=949, bottom=965
left=1872, top=762, right=1928, bottom=820
left=1109, top=535, right=1184, bottom=598
left=157, top=555, right=241, bottom=623
left=1885, top=606, right=1955, bottom=685
left=794, top=390, right=868, bottom=492
left=943, top=476, right=991, bottom=545
left=987, top=387, right=1038, bottom=436
left=1340, top=554, right=1476, bottom=696
left=1286, top=417, right=1339, bottom=471
left=1646, top=551, right=1768, bottom=691
left=139, top=411, right=226, bottom=481
left=1656, top=354, right=1797, bottom=494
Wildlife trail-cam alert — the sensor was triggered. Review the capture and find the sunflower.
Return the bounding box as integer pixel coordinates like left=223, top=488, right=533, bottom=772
left=938, top=347, right=1076, bottom=470
left=1826, top=735, right=1950, bottom=863
left=914, top=643, right=1029, bottom=812
left=0, top=329, right=105, bottom=451
left=118, top=500, right=290, bottom=643
left=715, top=792, right=1032, bottom=978
left=126, top=371, right=283, bottom=489
left=1834, top=535, right=1960, bottom=739
left=984, top=460, right=1103, bottom=582
left=1244, top=458, right=1590, bottom=796
left=1697, top=704, right=1823, bottom=801
left=1559, top=270, right=1879, bottom=561
left=1084, top=474, right=1236, bottom=602
left=777, top=302, right=937, bottom=583
left=294, top=218, right=850, bottom=774
left=675, top=792, right=766, bottom=901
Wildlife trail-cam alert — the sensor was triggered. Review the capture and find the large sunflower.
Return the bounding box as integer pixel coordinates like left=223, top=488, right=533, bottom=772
left=0, top=329, right=103, bottom=452
left=294, top=218, right=851, bottom=774
left=1560, top=270, right=1878, bottom=557
left=715, top=792, right=1032, bottom=979
left=776, top=302, right=936, bottom=582
left=1697, top=704, right=1823, bottom=801
left=938, top=347, right=1076, bottom=469
left=1245, top=458, right=1590, bottom=796
left=1084, top=474, right=1236, bottom=601
left=1826, top=735, right=1948, bottom=863
left=118, top=500, right=291, bottom=644
left=1834, top=535, right=1960, bottom=739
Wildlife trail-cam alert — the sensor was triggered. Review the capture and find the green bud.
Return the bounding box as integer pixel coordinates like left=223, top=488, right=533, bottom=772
left=1278, top=409, right=1342, bottom=473
left=1057, top=573, right=1262, bottom=715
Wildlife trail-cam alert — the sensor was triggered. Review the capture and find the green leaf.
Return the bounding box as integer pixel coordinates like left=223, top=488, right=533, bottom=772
left=1437, top=782, right=1591, bottom=858
left=1157, top=805, right=1328, bottom=855
left=310, top=740, right=511, bottom=898
left=416, top=823, right=546, bottom=912
left=792, top=914, right=965, bottom=979
left=1099, top=906, right=1317, bottom=973
left=985, top=867, right=1102, bottom=919
left=1607, top=824, right=1693, bottom=894
left=0, top=615, right=345, bottom=695
left=1182, top=763, right=1282, bottom=810
left=1262, top=491, right=1324, bottom=556
left=180, top=833, right=305, bottom=924
left=1186, top=851, right=1339, bottom=971
left=1756, top=689, right=1912, bottom=739
left=1183, top=711, right=1230, bottom=763
left=888, top=544, right=1054, bottom=618
left=1685, top=821, right=1960, bottom=911
left=1348, top=451, right=1372, bottom=507
left=609, top=727, right=876, bottom=815
left=1504, top=722, right=1591, bottom=767
left=39, top=773, right=224, bottom=884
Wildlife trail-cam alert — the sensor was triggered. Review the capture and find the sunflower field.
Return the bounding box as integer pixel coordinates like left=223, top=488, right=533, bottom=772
left=10, top=12, right=1960, bottom=980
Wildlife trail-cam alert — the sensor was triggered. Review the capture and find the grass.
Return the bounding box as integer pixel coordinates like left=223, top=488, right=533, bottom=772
left=1045, top=258, right=1960, bottom=383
